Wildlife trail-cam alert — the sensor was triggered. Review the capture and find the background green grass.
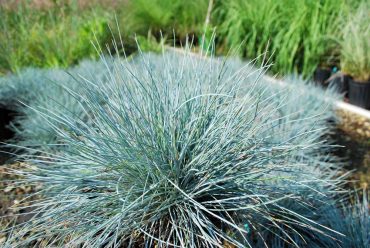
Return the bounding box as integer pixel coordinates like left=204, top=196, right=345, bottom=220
left=0, top=0, right=112, bottom=74
left=0, top=0, right=368, bottom=80
left=214, top=0, right=347, bottom=77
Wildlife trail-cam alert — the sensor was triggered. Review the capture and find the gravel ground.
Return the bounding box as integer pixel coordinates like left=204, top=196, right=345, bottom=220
left=337, top=110, right=370, bottom=139
left=336, top=110, right=370, bottom=188
left=0, top=163, right=40, bottom=245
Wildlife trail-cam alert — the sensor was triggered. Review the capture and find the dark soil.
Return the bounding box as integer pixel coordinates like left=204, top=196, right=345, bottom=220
left=0, top=107, right=16, bottom=164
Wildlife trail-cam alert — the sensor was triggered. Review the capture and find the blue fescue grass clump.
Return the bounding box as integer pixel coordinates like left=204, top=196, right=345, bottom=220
left=324, top=191, right=369, bottom=248
left=267, top=191, right=370, bottom=248
left=341, top=192, right=369, bottom=247
left=0, top=58, right=114, bottom=151
left=1, top=46, right=354, bottom=247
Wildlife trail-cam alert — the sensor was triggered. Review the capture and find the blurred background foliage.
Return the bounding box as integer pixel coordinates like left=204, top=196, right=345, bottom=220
left=0, top=0, right=368, bottom=78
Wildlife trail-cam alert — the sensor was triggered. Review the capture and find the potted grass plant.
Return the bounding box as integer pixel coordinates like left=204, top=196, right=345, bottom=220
left=327, top=69, right=350, bottom=95
left=340, top=3, right=370, bottom=109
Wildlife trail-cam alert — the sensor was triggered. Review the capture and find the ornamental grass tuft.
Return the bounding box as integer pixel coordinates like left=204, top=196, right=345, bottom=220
left=1, top=44, right=356, bottom=247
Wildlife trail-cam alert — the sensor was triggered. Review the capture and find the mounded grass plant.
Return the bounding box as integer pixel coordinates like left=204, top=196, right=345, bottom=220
left=321, top=191, right=370, bottom=248
left=1, top=42, right=357, bottom=247
left=0, top=58, right=115, bottom=152
left=339, top=1, right=370, bottom=81
left=265, top=192, right=370, bottom=248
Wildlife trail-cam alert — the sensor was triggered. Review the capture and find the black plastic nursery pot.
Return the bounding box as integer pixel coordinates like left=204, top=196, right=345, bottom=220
left=348, top=78, right=370, bottom=109
left=313, top=68, right=331, bottom=85
left=328, top=74, right=350, bottom=95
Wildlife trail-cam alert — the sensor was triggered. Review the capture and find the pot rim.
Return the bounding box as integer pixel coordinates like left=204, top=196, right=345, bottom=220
left=349, top=78, right=370, bottom=85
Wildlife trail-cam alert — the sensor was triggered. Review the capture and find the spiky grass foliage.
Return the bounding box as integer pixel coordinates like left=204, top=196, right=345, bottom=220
left=214, top=0, right=345, bottom=77
left=1, top=47, right=348, bottom=247
left=339, top=1, right=370, bottom=81
left=0, top=59, right=114, bottom=151
left=322, top=191, right=370, bottom=248
left=338, top=192, right=369, bottom=247
left=268, top=190, right=370, bottom=248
